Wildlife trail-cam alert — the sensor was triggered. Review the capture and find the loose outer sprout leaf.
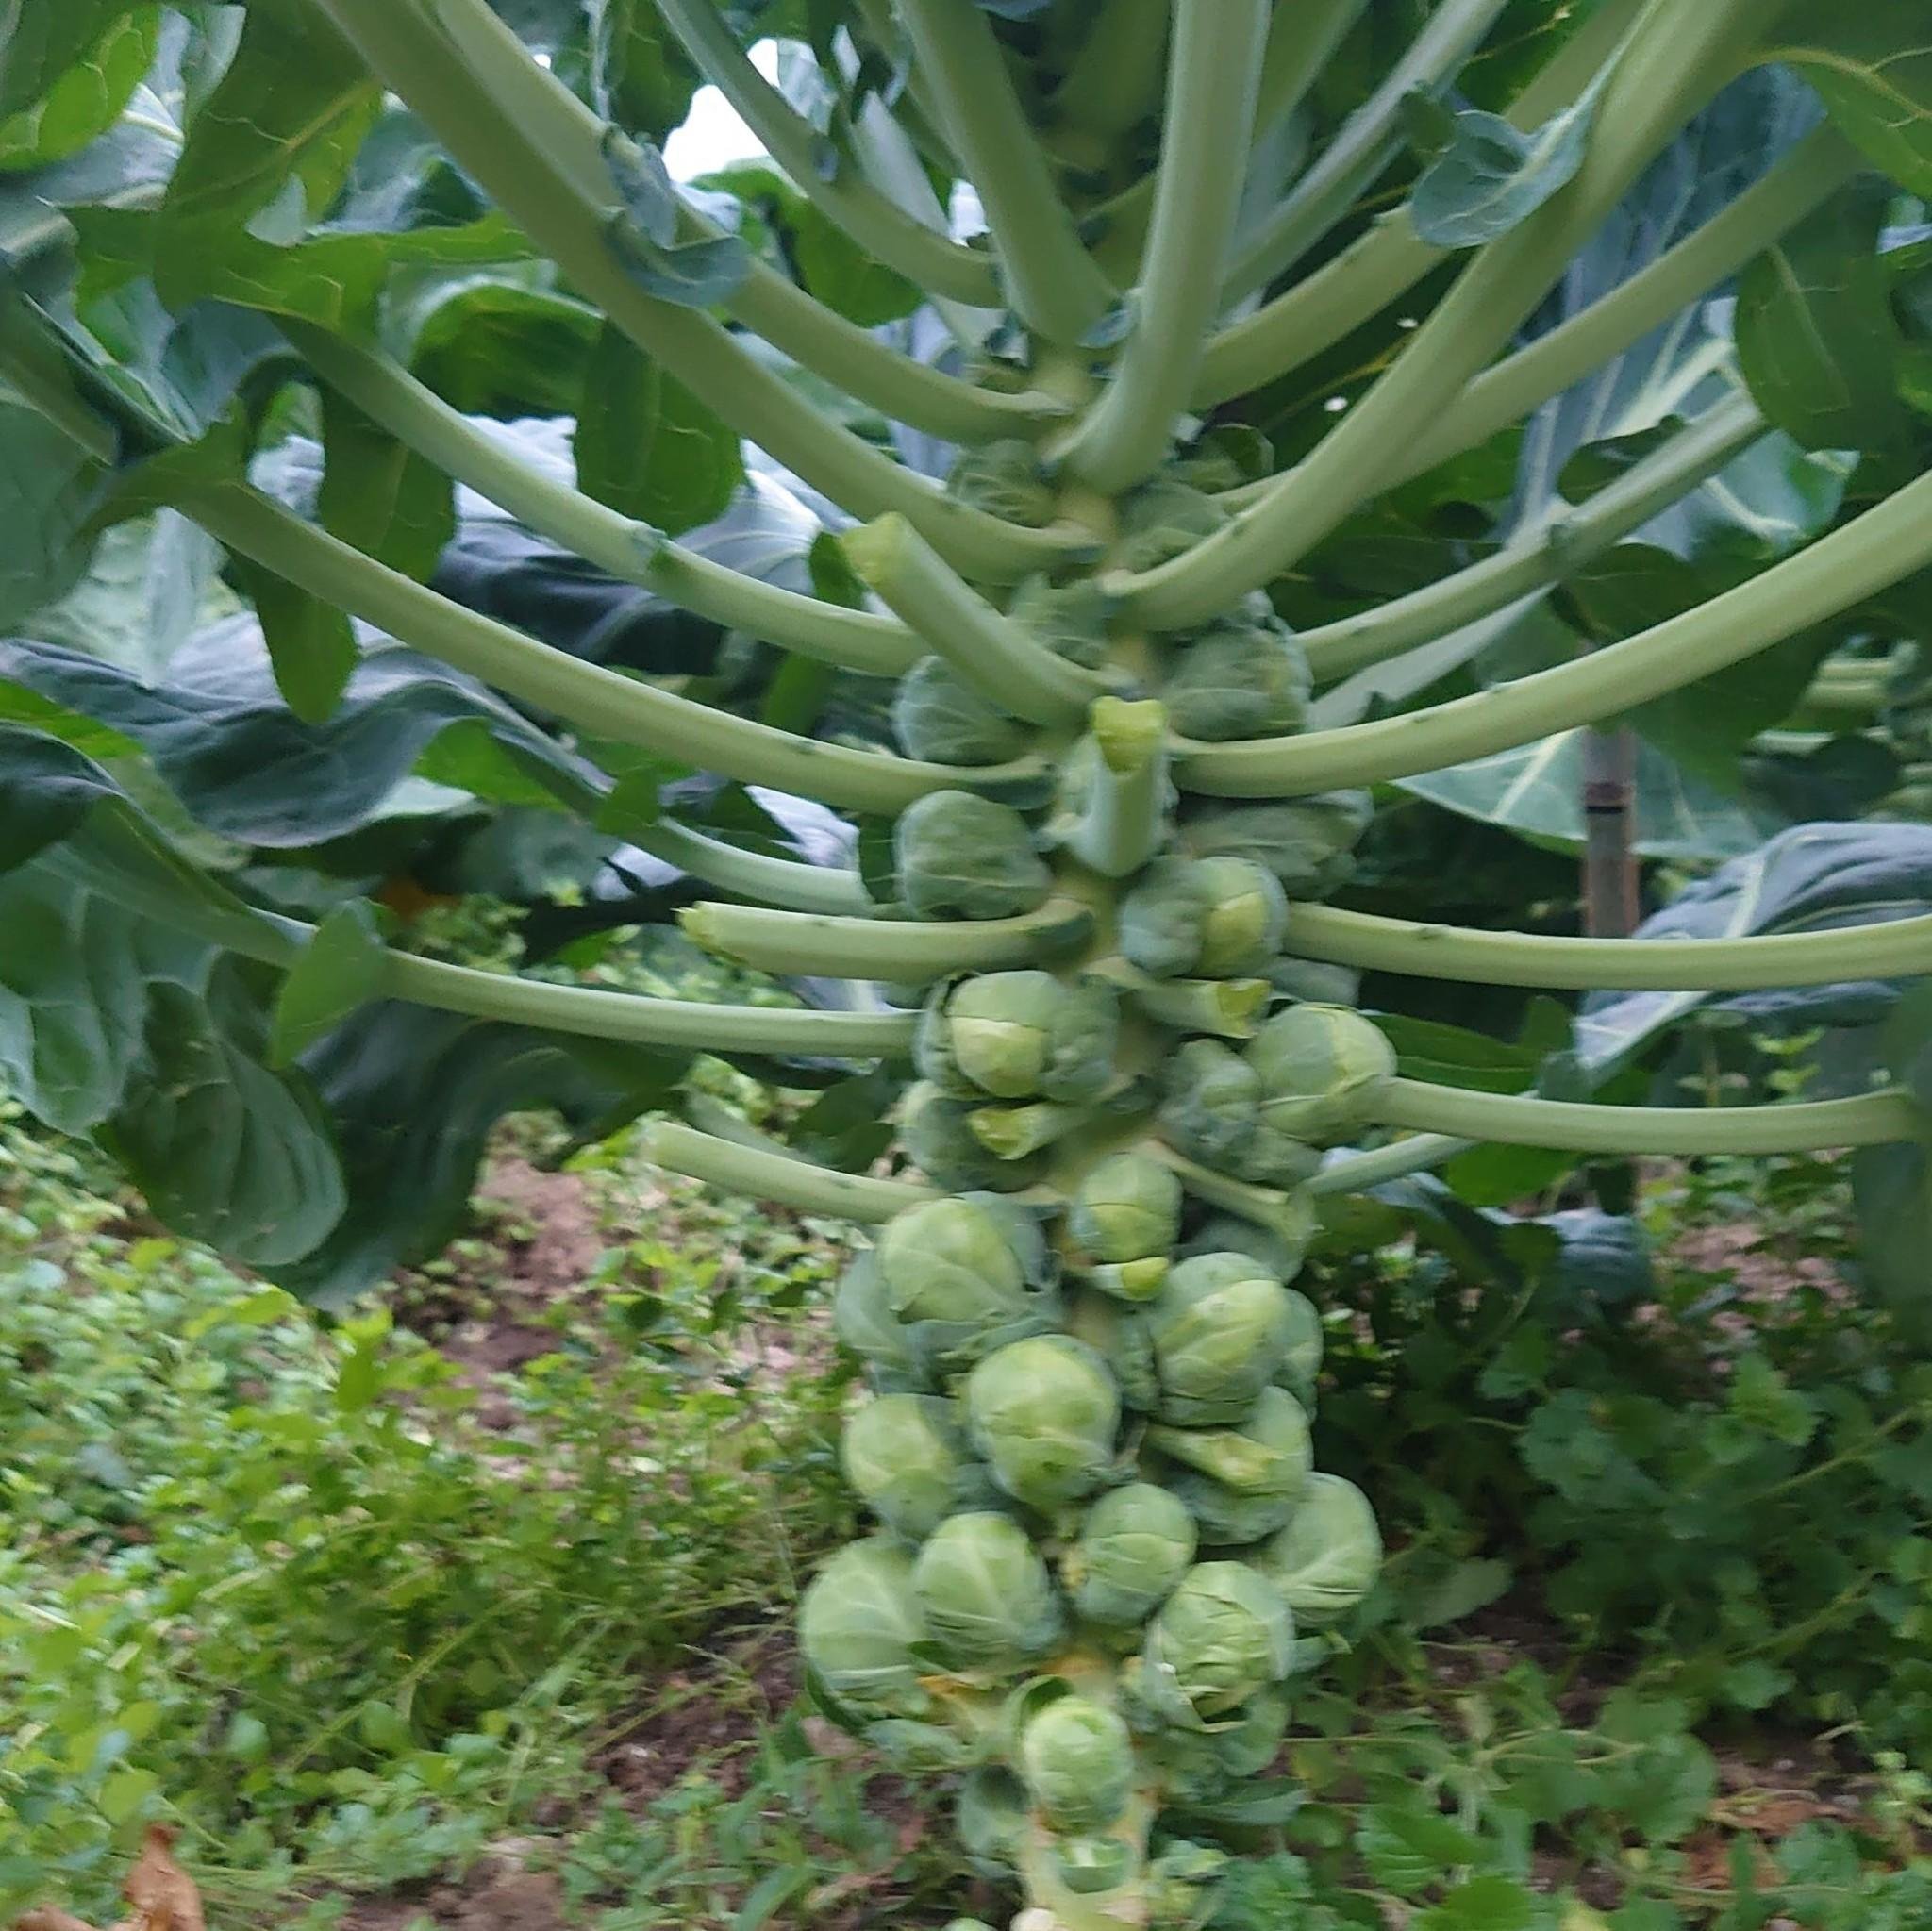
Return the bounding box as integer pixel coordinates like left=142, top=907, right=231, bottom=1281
left=1410, top=84, right=1605, bottom=250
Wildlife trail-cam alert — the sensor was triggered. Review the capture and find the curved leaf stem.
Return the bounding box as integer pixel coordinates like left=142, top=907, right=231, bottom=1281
left=1057, top=0, right=1271, bottom=493
left=653, top=0, right=1003, bottom=308
left=1049, top=0, right=1172, bottom=140
left=1285, top=902, right=1932, bottom=992
left=894, top=0, right=1117, bottom=345
left=179, top=479, right=1043, bottom=815
left=1193, top=0, right=1652, bottom=409
left=1374, top=1078, right=1921, bottom=1155
left=283, top=323, right=920, bottom=678
left=1220, top=0, right=1515, bottom=306
left=680, top=897, right=1095, bottom=981
left=1176, top=463, right=1932, bottom=796
left=1307, top=1134, right=1472, bottom=1196
left=316, top=0, right=1077, bottom=580
left=640, top=1119, right=938, bottom=1221
left=842, top=512, right=1111, bottom=725
left=1120, top=0, right=1766, bottom=630
left=1300, top=393, right=1766, bottom=683
left=627, top=821, right=871, bottom=917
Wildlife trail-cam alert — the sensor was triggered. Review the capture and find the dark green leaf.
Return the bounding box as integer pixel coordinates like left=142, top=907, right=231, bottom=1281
left=229, top=556, right=358, bottom=726
left=0, top=6, right=158, bottom=170
left=318, top=386, right=457, bottom=581
left=1356, top=1804, right=1483, bottom=1899
left=1736, top=179, right=1905, bottom=453
left=572, top=322, right=742, bottom=535
left=588, top=0, right=702, bottom=142
left=1769, top=2, right=1932, bottom=194
left=153, top=5, right=381, bottom=308
left=0, top=0, right=140, bottom=122
left=0, top=400, right=108, bottom=625
left=407, top=277, right=602, bottom=419
left=270, top=900, right=387, bottom=1066
left=1854, top=1138, right=1932, bottom=1337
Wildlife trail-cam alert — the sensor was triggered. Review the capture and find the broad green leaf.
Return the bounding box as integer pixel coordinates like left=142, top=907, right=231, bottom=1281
left=273, top=1003, right=686, bottom=1307
left=318, top=386, right=457, bottom=581
left=790, top=200, right=922, bottom=326
left=1767, top=1, right=1932, bottom=194
left=573, top=321, right=743, bottom=535
left=229, top=555, right=359, bottom=726
left=270, top=899, right=387, bottom=1066
left=0, top=624, right=611, bottom=847
left=0, top=400, right=108, bottom=625
left=153, top=5, right=381, bottom=308
left=0, top=7, right=158, bottom=171
left=1410, top=85, right=1604, bottom=250
left=1577, top=820, right=1932, bottom=1069
left=406, top=275, right=603, bottom=418
left=589, top=0, right=702, bottom=142
left=604, top=132, right=752, bottom=308
left=1414, top=1876, right=1537, bottom=1931
left=1355, top=1804, right=1483, bottom=1899
left=0, top=0, right=139, bottom=122
left=1735, top=179, right=1905, bottom=453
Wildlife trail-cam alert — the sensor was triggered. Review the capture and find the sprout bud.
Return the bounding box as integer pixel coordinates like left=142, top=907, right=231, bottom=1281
left=965, top=1335, right=1121, bottom=1510
left=895, top=791, right=1051, bottom=921
left=1165, top=618, right=1310, bottom=742
left=798, top=1538, right=934, bottom=1722
left=947, top=438, right=1058, bottom=527
left=1119, top=856, right=1285, bottom=979
left=1069, top=1152, right=1184, bottom=1264
left=913, top=1510, right=1066, bottom=1671
left=893, top=656, right=1034, bottom=766
left=1144, top=1251, right=1302, bottom=1425
left=1253, top=1473, right=1384, bottom=1626
left=1146, top=1386, right=1314, bottom=1544
left=1017, top=1695, right=1136, bottom=1831
left=1063, top=1481, right=1197, bottom=1626
left=1178, top=791, right=1373, bottom=898
left=841, top=1394, right=992, bottom=1540
left=1141, top=1561, right=1295, bottom=1727
left=1247, top=1004, right=1397, bottom=1144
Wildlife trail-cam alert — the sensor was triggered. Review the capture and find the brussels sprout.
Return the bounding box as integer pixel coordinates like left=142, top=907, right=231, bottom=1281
left=1179, top=790, right=1373, bottom=898
left=958, top=1766, right=1028, bottom=1878
left=877, top=1194, right=1045, bottom=1323
left=1177, top=1212, right=1313, bottom=1285
left=1068, top=1152, right=1183, bottom=1265
left=1119, top=856, right=1286, bottom=979
left=1165, top=619, right=1310, bottom=742
left=798, top=1538, right=933, bottom=1721
left=1063, top=1290, right=1160, bottom=1413
left=1247, top=1005, right=1397, bottom=1144
left=912, top=1510, right=1066, bottom=1669
left=832, top=1252, right=929, bottom=1391
left=1143, top=1252, right=1298, bottom=1425
left=1159, top=1039, right=1262, bottom=1168
left=1008, top=572, right=1114, bottom=669
left=947, top=438, right=1058, bottom=527
left=901, top=1083, right=1041, bottom=1192
left=1114, top=478, right=1228, bottom=574
left=841, top=1394, right=991, bottom=1540
left=965, top=1335, right=1121, bottom=1510
left=1064, top=1481, right=1197, bottom=1626
left=1017, top=1695, right=1135, bottom=1831
left=1156, top=1685, right=1290, bottom=1801
left=1055, top=1835, right=1133, bottom=1895
left=1276, top=1287, right=1324, bottom=1411
left=1141, top=1561, right=1295, bottom=1726
left=894, top=791, right=1050, bottom=921
left=922, top=971, right=1119, bottom=1103
left=1254, top=1473, right=1384, bottom=1626
left=893, top=656, right=1033, bottom=766
left=1147, top=1386, right=1313, bottom=1544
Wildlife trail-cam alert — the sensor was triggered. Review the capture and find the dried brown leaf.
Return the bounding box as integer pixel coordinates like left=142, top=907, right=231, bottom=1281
left=123, top=1827, right=204, bottom=1931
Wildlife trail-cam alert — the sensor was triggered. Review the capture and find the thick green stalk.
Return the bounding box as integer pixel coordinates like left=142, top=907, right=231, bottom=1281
left=1061, top=699, right=1172, bottom=879
left=1375, top=1079, right=1920, bottom=1155
left=317, top=0, right=1079, bottom=581
left=1124, top=0, right=1764, bottom=630
left=641, top=1121, right=939, bottom=1221
left=894, top=0, right=1118, bottom=345
left=1285, top=903, right=1932, bottom=992
left=1176, top=463, right=1932, bottom=796
left=283, top=324, right=920, bottom=679
left=423, top=0, right=1054, bottom=444
left=652, top=0, right=1001, bottom=308
left=1392, top=125, right=1862, bottom=484
left=1192, top=0, right=1652, bottom=409
left=843, top=513, right=1112, bottom=726
left=627, top=821, right=870, bottom=917
left=681, top=898, right=1096, bottom=981
left=1300, top=393, right=1767, bottom=682
left=179, top=479, right=1043, bottom=815
left=1057, top=0, right=1270, bottom=493
left=1220, top=0, right=1515, bottom=305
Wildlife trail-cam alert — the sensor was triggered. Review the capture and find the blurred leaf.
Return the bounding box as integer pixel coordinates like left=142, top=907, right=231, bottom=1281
left=317, top=386, right=458, bottom=582
left=0, top=0, right=142, bottom=122
left=0, top=400, right=108, bottom=625
left=269, top=900, right=387, bottom=1066
left=1769, top=1, right=1932, bottom=194
left=573, top=321, right=742, bottom=535
left=0, top=7, right=158, bottom=171
left=1736, top=179, right=1905, bottom=453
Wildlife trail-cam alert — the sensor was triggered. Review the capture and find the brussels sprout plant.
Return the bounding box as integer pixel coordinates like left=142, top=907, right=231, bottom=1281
left=4, top=0, right=1932, bottom=1924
